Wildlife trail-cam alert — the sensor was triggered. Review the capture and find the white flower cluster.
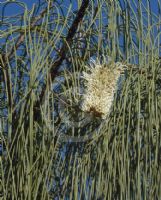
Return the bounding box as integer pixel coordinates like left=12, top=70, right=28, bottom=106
left=82, top=59, right=127, bottom=119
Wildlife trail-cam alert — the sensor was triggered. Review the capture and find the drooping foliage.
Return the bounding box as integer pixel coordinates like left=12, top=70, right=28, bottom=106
left=0, top=0, right=161, bottom=199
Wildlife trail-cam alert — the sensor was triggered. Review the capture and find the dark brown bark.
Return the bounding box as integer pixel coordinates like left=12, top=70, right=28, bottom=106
left=33, top=0, right=90, bottom=121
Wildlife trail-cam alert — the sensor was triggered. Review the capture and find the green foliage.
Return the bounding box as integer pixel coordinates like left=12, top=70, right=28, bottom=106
left=0, top=0, right=161, bottom=199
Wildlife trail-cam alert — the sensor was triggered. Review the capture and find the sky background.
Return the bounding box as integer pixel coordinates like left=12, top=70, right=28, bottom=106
left=0, top=0, right=160, bottom=56
left=0, top=0, right=77, bottom=16
left=0, top=0, right=160, bottom=17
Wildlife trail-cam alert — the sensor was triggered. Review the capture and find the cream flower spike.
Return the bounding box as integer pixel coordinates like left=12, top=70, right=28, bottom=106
left=82, top=57, right=127, bottom=119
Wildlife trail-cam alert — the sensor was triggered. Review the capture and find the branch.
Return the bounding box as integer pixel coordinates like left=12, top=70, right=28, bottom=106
left=34, top=0, right=90, bottom=120
left=50, top=0, right=90, bottom=79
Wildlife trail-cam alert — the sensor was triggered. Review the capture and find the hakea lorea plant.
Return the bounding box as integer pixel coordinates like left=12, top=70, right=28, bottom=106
left=81, top=58, right=128, bottom=119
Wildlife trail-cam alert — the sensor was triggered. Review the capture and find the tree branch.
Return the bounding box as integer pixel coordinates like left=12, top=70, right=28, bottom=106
left=34, top=0, right=90, bottom=120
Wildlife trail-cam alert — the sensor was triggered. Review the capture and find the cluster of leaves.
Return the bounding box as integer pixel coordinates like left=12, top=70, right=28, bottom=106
left=0, top=0, right=161, bottom=199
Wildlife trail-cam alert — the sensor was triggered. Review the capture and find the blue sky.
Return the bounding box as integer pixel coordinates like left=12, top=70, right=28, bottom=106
left=0, top=0, right=160, bottom=56
left=0, top=0, right=36, bottom=15
left=0, top=0, right=78, bottom=16
left=0, top=0, right=159, bottom=17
